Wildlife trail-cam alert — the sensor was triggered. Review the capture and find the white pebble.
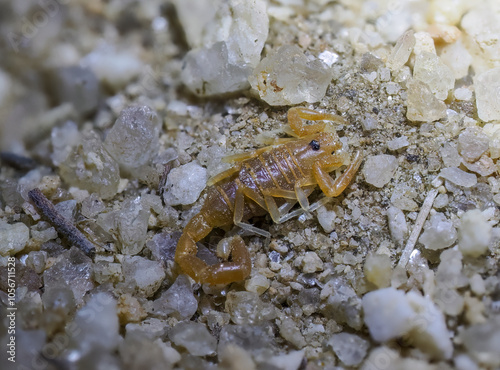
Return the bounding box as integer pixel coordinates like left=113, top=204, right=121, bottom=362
left=474, top=67, right=500, bottom=122
left=439, top=167, right=477, bottom=188
left=458, top=209, right=491, bottom=257
left=163, top=162, right=207, bottom=206
left=387, top=206, right=408, bottom=246
left=387, top=136, right=409, bottom=151
left=418, top=212, right=457, bottom=250
left=0, top=222, right=29, bottom=256
left=301, top=251, right=324, bottom=273
left=362, top=155, right=398, bottom=188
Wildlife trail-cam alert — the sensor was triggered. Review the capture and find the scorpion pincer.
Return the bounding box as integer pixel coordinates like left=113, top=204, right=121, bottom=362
left=174, top=107, right=362, bottom=285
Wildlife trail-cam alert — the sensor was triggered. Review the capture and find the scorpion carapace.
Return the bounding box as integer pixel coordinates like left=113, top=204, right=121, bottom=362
left=174, top=107, right=363, bottom=285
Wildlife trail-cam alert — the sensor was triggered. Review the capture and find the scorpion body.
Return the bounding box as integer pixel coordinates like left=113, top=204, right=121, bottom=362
left=175, top=107, right=362, bottom=285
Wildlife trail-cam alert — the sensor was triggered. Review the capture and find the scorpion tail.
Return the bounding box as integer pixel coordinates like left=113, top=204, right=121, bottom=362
left=175, top=213, right=252, bottom=285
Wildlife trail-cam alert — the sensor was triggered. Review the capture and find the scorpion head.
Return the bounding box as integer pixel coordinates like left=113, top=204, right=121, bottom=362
left=293, top=131, right=348, bottom=170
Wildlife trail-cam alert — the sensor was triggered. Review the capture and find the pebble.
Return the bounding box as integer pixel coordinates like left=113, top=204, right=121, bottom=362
left=474, top=67, right=500, bottom=122
left=362, top=154, right=398, bottom=188
left=362, top=287, right=414, bottom=342
left=458, top=209, right=492, bottom=258
left=163, top=162, right=207, bottom=206
left=249, top=45, right=333, bottom=105
left=67, top=293, right=119, bottom=357
left=169, top=321, right=217, bottom=356
left=461, top=319, right=500, bottom=367
left=406, top=80, right=447, bottom=122
left=454, top=87, right=472, bottom=101
left=439, top=167, right=477, bottom=188
left=327, top=332, right=369, bottom=366
left=225, top=291, right=276, bottom=325
left=59, top=130, right=120, bottom=199
left=179, top=0, right=268, bottom=96
left=418, top=212, right=457, bottom=250
left=244, top=272, right=270, bottom=295
left=266, top=349, right=305, bottom=370
left=152, top=274, right=198, bottom=319
left=387, top=30, right=415, bottom=71
left=301, top=251, right=324, bottom=273
left=278, top=317, right=306, bottom=349
left=363, top=288, right=452, bottom=359
left=104, top=105, right=161, bottom=171
left=122, top=256, right=166, bottom=297
left=439, top=40, right=472, bottom=79
left=0, top=221, right=29, bottom=256
left=457, top=127, right=489, bottom=163
left=316, top=205, right=336, bottom=233
left=413, top=52, right=454, bottom=100
left=387, top=206, right=408, bottom=246
left=387, top=136, right=409, bottom=151
left=364, top=254, right=392, bottom=288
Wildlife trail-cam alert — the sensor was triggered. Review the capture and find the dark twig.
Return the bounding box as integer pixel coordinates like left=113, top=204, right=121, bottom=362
left=28, top=188, right=96, bottom=257
left=0, top=152, right=38, bottom=171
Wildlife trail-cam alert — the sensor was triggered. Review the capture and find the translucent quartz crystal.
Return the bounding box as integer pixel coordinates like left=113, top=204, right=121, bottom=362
left=163, top=162, right=207, bottom=206
left=362, top=154, right=398, bottom=188
left=66, top=293, right=119, bottom=357
left=458, top=209, right=492, bottom=257
left=0, top=221, right=29, bottom=256
left=151, top=274, right=197, bottom=319
left=419, top=212, right=457, bottom=250
left=413, top=52, right=454, bottom=101
left=178, top=0, right=268, bottom=96
left=104, top=105, right=161, bottom=171
left=249, top=45, right=333, bottom=106
left=458, top=127, right=489, bottom=163
left=97, top=197, right=150, bottom=255
left=43, top=247, right=94, bottom=305
left=169, top=322, right=217, bottom=356
left=474, top=67, right=500, bottom=122
left=59, top=129, right=120, bottom=199
left=121, top=256, right=165, bottom=297
left=327, top=332, right=369, bottom=366
left=387, top=30, right=415, bottom=71
left=406, top=80, right=447, bottom=122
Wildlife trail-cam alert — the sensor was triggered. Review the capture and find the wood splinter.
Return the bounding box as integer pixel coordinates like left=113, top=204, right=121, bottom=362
left=28, top=188, right=96, bottom=257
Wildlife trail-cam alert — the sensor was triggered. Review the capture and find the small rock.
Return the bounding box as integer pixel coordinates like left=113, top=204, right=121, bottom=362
left=117, top=294, right=147, bottom=324
left=0, top=221, right=29, bottom=256
left=244, top=272, right=270, bottom=295
left=122, top=256, right=166, bottom=297
left=321, top=278, right=363, bottom=330
left=387, top=30, right=415, bottom=71
left=278, top=317, right=306, bottom=349
left=362, top=287, right=414, bottom=342
left=67, top=293, right=119, bottom=357
left=225, top=291, right=276, bottom=325
left=316, top=205, right=336, bottom=233
left=362, top=154, right=398, bottom=188
left=458, top=209, right=492, bottom=257
left=440, top=142, right=461, bottom=167
left=413, top=52, right=454, bottom=100
left=163, top=162, right=207, bottom=206
left=219, top=344, right=256, bottom=370
left=474, top=67, right=500, bottom=122
left=151, top=274, right=198, bottom=319
left=169, top=321, right=217, bottom=356
left=439, top=167, right=477, bottom=188
left=249, top=45, right=333, bottom=106
left=327, top=332, right=369, bottom=366
left=364, top=254, right=392, bottom=288
left=59, top=129, right=120, bottom=199
left=461, top=318, right=500, bottom=367
left=387, top=136, right=409, bottom=151
left=454, top=87, right=472, bottom=101
left=104, top=105, right=161, bottom=171
left=419, top=212, right=457, bottom=250
left=439, top=40, right=472, bottom=78
left=266, top=349, right=305, bottom=370
left=406, top=80, right=447, bottom=122
left=301, top=251, right=324, bottom=273
left=458, top=128, right=490, bottom=163
left=387, top=206, right=408, bottom=246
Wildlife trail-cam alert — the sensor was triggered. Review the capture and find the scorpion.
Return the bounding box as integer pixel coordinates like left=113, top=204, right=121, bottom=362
left=175, top=107, right=362, bottom=285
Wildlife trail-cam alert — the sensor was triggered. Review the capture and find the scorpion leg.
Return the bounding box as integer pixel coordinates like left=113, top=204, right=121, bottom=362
left=207, top=164, right=241, bottom=186
left=313, top=151, right=363, bottom=197
left=175, top=213, right=252, bottom=284
left=234, top=184, right=271, bottom=237
left=288, top=107, right=348, bottom=137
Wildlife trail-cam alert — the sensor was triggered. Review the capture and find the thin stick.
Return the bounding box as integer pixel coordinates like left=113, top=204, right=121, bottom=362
left=28, top=188, right=96, bottom=257
left=397, top=188, right=438, bottom=269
